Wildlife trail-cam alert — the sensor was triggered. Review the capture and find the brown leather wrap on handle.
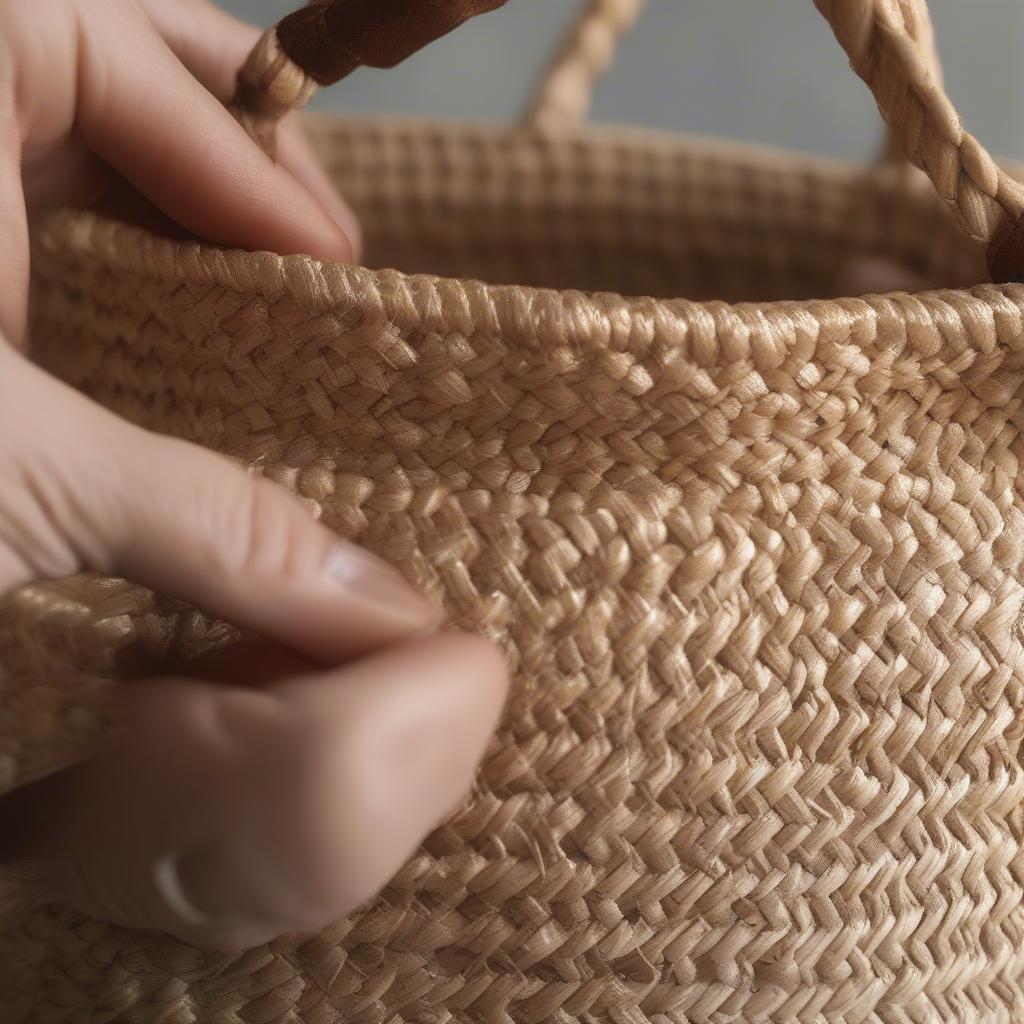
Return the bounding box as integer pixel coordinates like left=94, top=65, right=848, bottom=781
left=231, top=0, right=507, bottom=156
left=278, top=0, right=509, bottom=86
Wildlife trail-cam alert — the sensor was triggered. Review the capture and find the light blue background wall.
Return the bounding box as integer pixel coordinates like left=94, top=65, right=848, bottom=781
left=220, top=1, right=1024, bottom=161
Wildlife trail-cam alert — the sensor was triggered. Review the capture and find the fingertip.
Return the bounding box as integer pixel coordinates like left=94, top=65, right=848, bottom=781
left=418, top=632, right=511, bottom=725
left=275, top=119, right=363, bottom=262
left=267, top=162, right=356, bottom=263
left=338, top=631, right=510, bottom=802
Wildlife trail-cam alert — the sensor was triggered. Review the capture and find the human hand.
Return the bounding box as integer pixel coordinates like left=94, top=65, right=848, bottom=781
left=0, top=0, right=508, bottom=950
left=1, top=0, right=362, bottom=344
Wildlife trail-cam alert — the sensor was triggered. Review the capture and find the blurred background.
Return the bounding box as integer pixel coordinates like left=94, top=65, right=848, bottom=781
left=222, top=0, right=1024, bottom=161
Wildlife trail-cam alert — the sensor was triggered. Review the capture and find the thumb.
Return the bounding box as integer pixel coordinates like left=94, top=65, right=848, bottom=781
left=4, top=633, right=508, bottom=951
left=0, top=346, right=438, bottom=664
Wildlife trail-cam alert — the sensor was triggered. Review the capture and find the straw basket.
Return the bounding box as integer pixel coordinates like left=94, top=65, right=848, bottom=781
left=6, top=0, right=1024, bottom=1020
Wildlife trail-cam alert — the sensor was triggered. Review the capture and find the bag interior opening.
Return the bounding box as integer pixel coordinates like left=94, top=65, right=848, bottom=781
left=311, top=118, right=990, bottom=303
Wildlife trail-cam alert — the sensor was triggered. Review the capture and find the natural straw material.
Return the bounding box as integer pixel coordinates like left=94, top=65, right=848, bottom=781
left=524, top=0, right=647, bottom=133
left=6, top=1, right=1024, bottom=1022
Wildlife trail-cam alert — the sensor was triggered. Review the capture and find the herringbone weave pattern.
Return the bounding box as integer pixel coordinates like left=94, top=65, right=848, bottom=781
left=5, top=0, right=1024, bottom=1021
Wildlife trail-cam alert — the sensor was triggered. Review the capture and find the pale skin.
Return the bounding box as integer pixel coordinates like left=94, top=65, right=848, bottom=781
left=0, top=0, right=508, bottom=951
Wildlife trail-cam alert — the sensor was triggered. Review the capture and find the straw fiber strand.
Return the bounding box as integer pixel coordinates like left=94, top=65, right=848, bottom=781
left=6, top=0, right=1024, bottom=1020
left=232, top=27, right=318, bottom=156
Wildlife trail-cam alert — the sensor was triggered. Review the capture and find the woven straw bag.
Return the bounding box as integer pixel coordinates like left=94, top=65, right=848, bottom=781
left=7, top=0, right=1024, bottom=1020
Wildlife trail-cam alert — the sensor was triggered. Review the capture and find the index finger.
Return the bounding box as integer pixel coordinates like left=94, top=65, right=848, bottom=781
left=73, top=2, right=353, bottom=261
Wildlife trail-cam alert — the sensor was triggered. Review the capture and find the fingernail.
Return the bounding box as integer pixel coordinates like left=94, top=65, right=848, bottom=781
left=158, top=848, right=266, bottom=938
left=325, top=542, right=438, bottom=627
left=154, top=852, right=214, bottom=926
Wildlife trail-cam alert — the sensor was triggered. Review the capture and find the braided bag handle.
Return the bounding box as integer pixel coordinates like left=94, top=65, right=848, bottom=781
left=229, top=0, right=509, bottom=154
left=878, top=0, right=943, bottom=161
left=521, top=0, right=1024, bottom=281
left=524, top=0, right=943, bottom=151
left=523, top=0, right=647, bottom=133
left=818, top=0, right=1024, bottom=281
left=231, top=0, right=1024, bottom=282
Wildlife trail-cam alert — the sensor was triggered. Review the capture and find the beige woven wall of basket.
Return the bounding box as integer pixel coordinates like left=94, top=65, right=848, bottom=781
left=6, top=0, right=1024, bottom=1021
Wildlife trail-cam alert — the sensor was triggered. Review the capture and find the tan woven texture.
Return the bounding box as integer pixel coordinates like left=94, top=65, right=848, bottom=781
left=524, top=0, right=647, bottom=132
left=7, top=1, right=1024, bottom=1021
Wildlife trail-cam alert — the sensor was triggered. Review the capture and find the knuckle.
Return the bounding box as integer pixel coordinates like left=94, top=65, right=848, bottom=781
left=0, top=446, right=83, bottom=586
